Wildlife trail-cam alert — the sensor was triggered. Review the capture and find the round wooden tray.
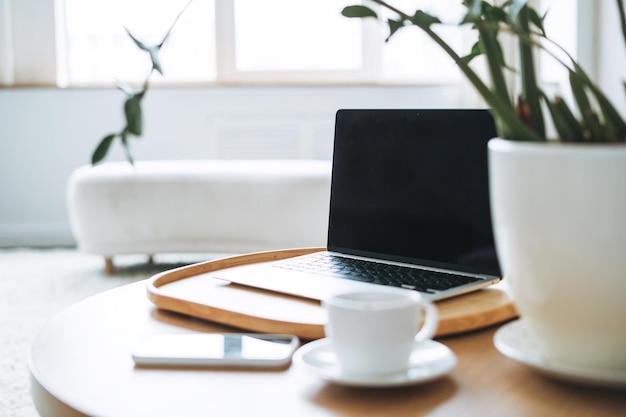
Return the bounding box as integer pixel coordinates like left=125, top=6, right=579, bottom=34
left=146, top=248, right=517, bottom=339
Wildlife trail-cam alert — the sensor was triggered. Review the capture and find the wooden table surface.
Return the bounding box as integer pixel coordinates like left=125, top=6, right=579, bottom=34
left=30, top=280, right=626, bottom=417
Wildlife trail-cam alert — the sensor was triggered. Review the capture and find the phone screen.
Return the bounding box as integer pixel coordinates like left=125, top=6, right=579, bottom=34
left=132, top=333, right=299, bottom=368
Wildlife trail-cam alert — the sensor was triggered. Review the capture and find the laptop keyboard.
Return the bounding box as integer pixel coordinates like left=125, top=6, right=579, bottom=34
left=273, top=252, right=482, bottom=294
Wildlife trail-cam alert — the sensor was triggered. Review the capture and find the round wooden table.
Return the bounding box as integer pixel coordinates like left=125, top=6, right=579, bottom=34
left=30, top=280, right=625, bottom=417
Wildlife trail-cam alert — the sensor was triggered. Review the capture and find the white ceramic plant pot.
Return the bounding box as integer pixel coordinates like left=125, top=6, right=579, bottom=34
left=488, top=138, right=626, bottom=371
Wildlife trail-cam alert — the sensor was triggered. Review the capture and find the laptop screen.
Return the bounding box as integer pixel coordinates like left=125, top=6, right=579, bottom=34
left=327, top=109, right=501, bottom=277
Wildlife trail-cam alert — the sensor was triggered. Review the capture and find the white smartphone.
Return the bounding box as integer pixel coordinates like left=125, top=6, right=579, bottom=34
left=132, top=333, right=300, bottom=368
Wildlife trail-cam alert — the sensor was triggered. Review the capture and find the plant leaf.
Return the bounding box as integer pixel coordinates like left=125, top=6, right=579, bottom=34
left=582, top=73, right=626, bottom=141
left=460, top=41, right=483, bottom=64
left=125, top=28, right=150, bottom=52
left=342, top=5, right=377, bottom=19
left=148, top=46, right=163, bottom=75
left=594, top=92, right=626, bottom=141
left=410, top=10, right=441, bottom=29
left=569, top=70, right=593, bottom=113
left=569, top=70, right=604, bottom=140
left=568, top=60, right=626, bottom=141
left=386, top=18, right=405, bottom=41
left=516, top=4, right=545, bottom=136
left=125, top=27, right=164, bottom=75
left=485, top=3, right=507, bottom=23
left=462, top=0, right=483, bottom=23
left=158, top=0, right=194, bottom=47
left=120, top=131, right=135, bottom=165
left=91, top=133, right=117, bottom=165
left=542, top=94, right=585, bottom=142
left=124, top=93, right=144, bottom=136
left=508, top=0, right=525, bottom=21
left=527, top=7, right=546, bottom=36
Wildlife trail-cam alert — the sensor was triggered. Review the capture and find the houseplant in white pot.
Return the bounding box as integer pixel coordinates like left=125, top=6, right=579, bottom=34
left=343, top=0, right=626, bottom=375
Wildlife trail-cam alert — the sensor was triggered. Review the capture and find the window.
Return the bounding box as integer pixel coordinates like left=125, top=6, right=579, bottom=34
left=59, top=0, right=468, bottom=86
left=539, top=0, right=578, bottom=84
left=1, top=0, right=581, bottom=87
left=61, top=0, right=216, bottom=85
left=230, top=1, right=363, bottom=72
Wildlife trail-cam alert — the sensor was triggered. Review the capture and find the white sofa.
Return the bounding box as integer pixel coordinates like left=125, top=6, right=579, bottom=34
left=67, top=160, right=331, bottom=272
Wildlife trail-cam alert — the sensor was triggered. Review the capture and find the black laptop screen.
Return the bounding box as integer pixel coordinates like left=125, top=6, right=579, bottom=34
left=327, top=109, right=501, bottom=276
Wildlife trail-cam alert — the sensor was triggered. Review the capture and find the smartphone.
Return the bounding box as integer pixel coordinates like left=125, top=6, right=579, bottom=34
left=132, top=333, right=300, bottom=368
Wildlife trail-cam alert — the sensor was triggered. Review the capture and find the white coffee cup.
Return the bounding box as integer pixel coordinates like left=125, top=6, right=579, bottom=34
left=323, top=288, right=439, bottom=374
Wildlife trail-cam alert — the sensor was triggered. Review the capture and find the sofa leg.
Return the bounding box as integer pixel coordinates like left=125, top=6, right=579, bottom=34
left=104, top=256, right=114, bottom=274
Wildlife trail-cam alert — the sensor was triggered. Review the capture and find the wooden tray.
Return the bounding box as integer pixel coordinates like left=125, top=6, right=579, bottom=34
left=147, top=248, right=517, bottom=339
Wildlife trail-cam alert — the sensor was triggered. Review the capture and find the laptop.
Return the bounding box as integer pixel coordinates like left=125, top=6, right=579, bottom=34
left=213, top=109, right=502, bottom=301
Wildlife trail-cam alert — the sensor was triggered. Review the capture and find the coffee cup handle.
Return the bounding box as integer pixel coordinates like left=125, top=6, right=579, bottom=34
left=414, top=300, right=439, bottom=343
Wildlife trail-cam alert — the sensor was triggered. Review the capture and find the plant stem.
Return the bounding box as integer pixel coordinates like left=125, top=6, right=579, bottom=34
left=477, top=25, right=512, bottom=109
left=517, top=5, right=545, bottom=136
left=367, top=0, right=543, bottom=141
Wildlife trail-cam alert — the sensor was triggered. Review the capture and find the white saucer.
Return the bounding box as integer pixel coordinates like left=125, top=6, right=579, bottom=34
left=494, top=320, right=626, bottom=389
left=293, top=338, right=456, bottom=387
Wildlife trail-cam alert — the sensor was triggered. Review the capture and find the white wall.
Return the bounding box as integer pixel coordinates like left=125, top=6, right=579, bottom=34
left=0, top=85, right=465, bottom=247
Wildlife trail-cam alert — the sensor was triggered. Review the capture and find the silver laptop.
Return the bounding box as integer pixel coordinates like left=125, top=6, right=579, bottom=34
left=214, top=109, right=502, bottom=301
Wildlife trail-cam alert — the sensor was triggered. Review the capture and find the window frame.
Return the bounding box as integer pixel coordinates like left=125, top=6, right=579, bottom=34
left=0, top=0, right=592, bottom=88
left=1, top=0, right=59, bottom=86
left=214, top=0, right=383, bottom=85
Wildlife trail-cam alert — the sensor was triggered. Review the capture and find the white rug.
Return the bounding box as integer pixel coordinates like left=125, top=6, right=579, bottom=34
left=0, top=248, right=222, bottom=417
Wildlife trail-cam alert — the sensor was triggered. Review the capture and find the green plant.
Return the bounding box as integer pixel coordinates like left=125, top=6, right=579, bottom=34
left=91, top=1, right=192, bottom=165
left=343, top=0, right=626, bottom=142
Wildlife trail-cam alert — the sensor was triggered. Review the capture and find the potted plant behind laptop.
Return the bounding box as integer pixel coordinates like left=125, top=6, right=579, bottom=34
left=342, top=0, right=626, bottom=378
left=91, top=1, right=192, bottom=165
